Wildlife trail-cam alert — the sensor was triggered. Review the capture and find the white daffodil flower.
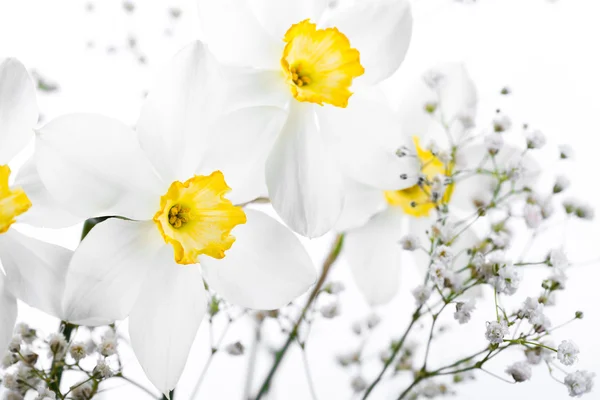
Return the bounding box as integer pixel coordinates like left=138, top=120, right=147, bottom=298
left=33, top=43, right=317, bottom=395
left=337, top=63, right=539, bottom=305
left=0, top=58, right=74, bottom=352
left=195, top=0, right=419, bottom=238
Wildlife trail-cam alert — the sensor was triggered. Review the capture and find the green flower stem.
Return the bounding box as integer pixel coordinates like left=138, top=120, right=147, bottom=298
left=254, top=234, right=345, bottom=400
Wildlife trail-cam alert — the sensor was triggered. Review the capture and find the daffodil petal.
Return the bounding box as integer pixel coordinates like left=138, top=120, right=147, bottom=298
left=335, top=178, right=386, bottom=232
left=318, top=91, right=420, bottom=190
left=266, top=101, right=344, bottom=238
left=0, top=58, right=38, bottom=164
left=248, top=0, right=329, bottom=39
left=197, top=106, right=286, bottom=205
left=35, top=114, right=163, bottom=221
left=345, top=207, right=404, bottom=305
left=13, top=157, right=81, bottom=228
left=201, top=209, right=316, bottom=310
left=197, top=0, right=282, bottom=69
left=0, top=272, right=17, bottom=354
left=0, top=230, right=71, bottom=318
left=129, top=261, right=206, bottom=395
left=321, top=0, right=412, bottom=84
left=62, top=219, right=166, bottom=326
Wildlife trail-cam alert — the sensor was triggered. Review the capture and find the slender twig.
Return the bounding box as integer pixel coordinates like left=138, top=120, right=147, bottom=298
left=254, top=234, right=345, bottom=399
left=243, top=321, right=262, bottom=400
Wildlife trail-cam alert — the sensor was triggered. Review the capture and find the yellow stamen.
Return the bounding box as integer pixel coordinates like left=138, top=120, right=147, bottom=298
left=0, top=165, right=31, bottom=234
left=281, top=19, right=365, bottom=107
left=153, top=171, right=247, bottom=265
left=384, top=138, right=454, bottom=217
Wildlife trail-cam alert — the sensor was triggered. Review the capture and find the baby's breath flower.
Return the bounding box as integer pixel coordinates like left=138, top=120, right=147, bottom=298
left=505, top=361, right=532, bottom=382
left=485, top=320, right=509, bottom=344
left=485, top=134, right=504, bottom=155
left=366, top=313, right=381, bottom=329
left=93, top=357, right=113, bottom=378
left=320, top=302, right=340, bottom=319
left=98, top=332, right=118, bottom=357
left=558, top=340, right=580, bottom=366
left=71, top=381, right=94, bottom=400
left=69, top=342, right=87, bottom=362
left=524, top=204, right=543, bottom=229
left=399, top=234, right=420, bottom=251
left=412, top=285, right=432, bottom=306
left=454, top=299, right=476, bottom=324
left=493, top=113, right=512, bottom=132
left=492, top=263, right=522, bottom=295
left=47, top=333, right=67, bottom=359
left=559, top=144, right=574, bottom=160
left=8, top=335, right=21, bottom=353
left=225, top=342, right=245, bottom=356
left=434, top=245, right=454, bottom=265
left=350, top=375, right=367, bottom=392
left=550, top=249, right=569, bottom=269
left=554, top=175, right=570, bottom=193
left=519, top=297, right=545, bottom=325
left=564, top=370, right=594, bottom=397
left=5, top=391, right=24, bottom=400
left=525, top=129, right=546, bottom=149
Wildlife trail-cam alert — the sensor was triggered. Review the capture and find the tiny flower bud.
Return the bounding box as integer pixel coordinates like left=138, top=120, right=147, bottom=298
left=225, top=341, right=245, bottom=356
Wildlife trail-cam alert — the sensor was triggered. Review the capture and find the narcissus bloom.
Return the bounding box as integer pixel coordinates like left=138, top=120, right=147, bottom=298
left=33, top=44, right=317, bottom=395
left=0, top=58, right=73, bottom=352
left=195, top=0, right=417, bottom=237
left=338, top=64, right=538, bottom=305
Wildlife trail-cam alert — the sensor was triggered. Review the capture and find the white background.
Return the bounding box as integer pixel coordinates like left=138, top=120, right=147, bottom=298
left=0, top=0, right=599, bottom=399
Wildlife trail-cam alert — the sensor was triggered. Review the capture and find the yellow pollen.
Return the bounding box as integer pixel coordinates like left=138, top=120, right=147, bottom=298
left=384, top=138, right=454, bottom=218
left=153, top=171, right=247, bottom=265
left=0, top=165, right=31, bottom=234
left=281, top=19, right=365, bottom=107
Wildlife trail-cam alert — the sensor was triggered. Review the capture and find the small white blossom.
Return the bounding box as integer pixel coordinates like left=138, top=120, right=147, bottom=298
left=2, top=352, right=18, bottom=368
left=524, top=203, right=543, bottom=229
left=576, top=203, right=594, bottom=220
left=5, top=391, right=24, bottom=400
left=519, top=297, right=545, bottom=325
left=525, top=347, right=543, bottom=365
left=399, top=234, right=420, bottom=251
left=351, top=321, right=363, bottom=336
left=8, top=335, right=21, bottom=353
left=412, top=285, right=432, bottom=306
left=337, top=351, right=359, bottom=366
left=485, top=320, right=510, bottom=344
left=429, top=262, right=448, bottom=287
left=320, top=303, right=340, bottom=319
left=564, top=370, right=595, bottom=397
left=434, top=245, right=454, bottom=265
left=549, top=269, right=568, bottom=290
left=505, top=361, right=532, bottom=382
left=3, top=373, right=19, bottom=390
left=94, top=357, right=113, bottom=378
left=351, top=375, right=367, bottom=392
left=493, top=113, right=512, bottom=132
left=225, top=341, right=245, bottom=356
left=35, top=384, right=56, bottom=400
left=71, top=381, right=94, bottom=400
left=366, top=313, right=381, bottom=329
left=98, top=332, right=118, bottom=357
left=554, top=175, right=571, bottom=193
left=454, top=299, right=476, bottom=324
left=69, top=342, right=87, bottom=362
left=47, top=333, right=67, bottom=359
left=550, top=249, right=569, bottom=269
left=526, top=129, right=546, bottom=149
left=485, top=134, right=504, bottom=154
left=559, top=144, right=574, bottom=160
left=431, top=223, right=452, bottom=243
left=558, top=340, right=580, bottom=366
left=492, top=263, right=522, bottom=295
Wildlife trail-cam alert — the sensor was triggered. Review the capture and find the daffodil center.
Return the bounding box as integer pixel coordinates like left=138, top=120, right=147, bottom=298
left=281, top=19, right=364, bottom=108
left=0, top=165, right=31, bottom=234
left=153, top=171, right=246, bottom=265
left=384, top=138, right=454, bottom=218
left=168, top=204, right=191, bottom=229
